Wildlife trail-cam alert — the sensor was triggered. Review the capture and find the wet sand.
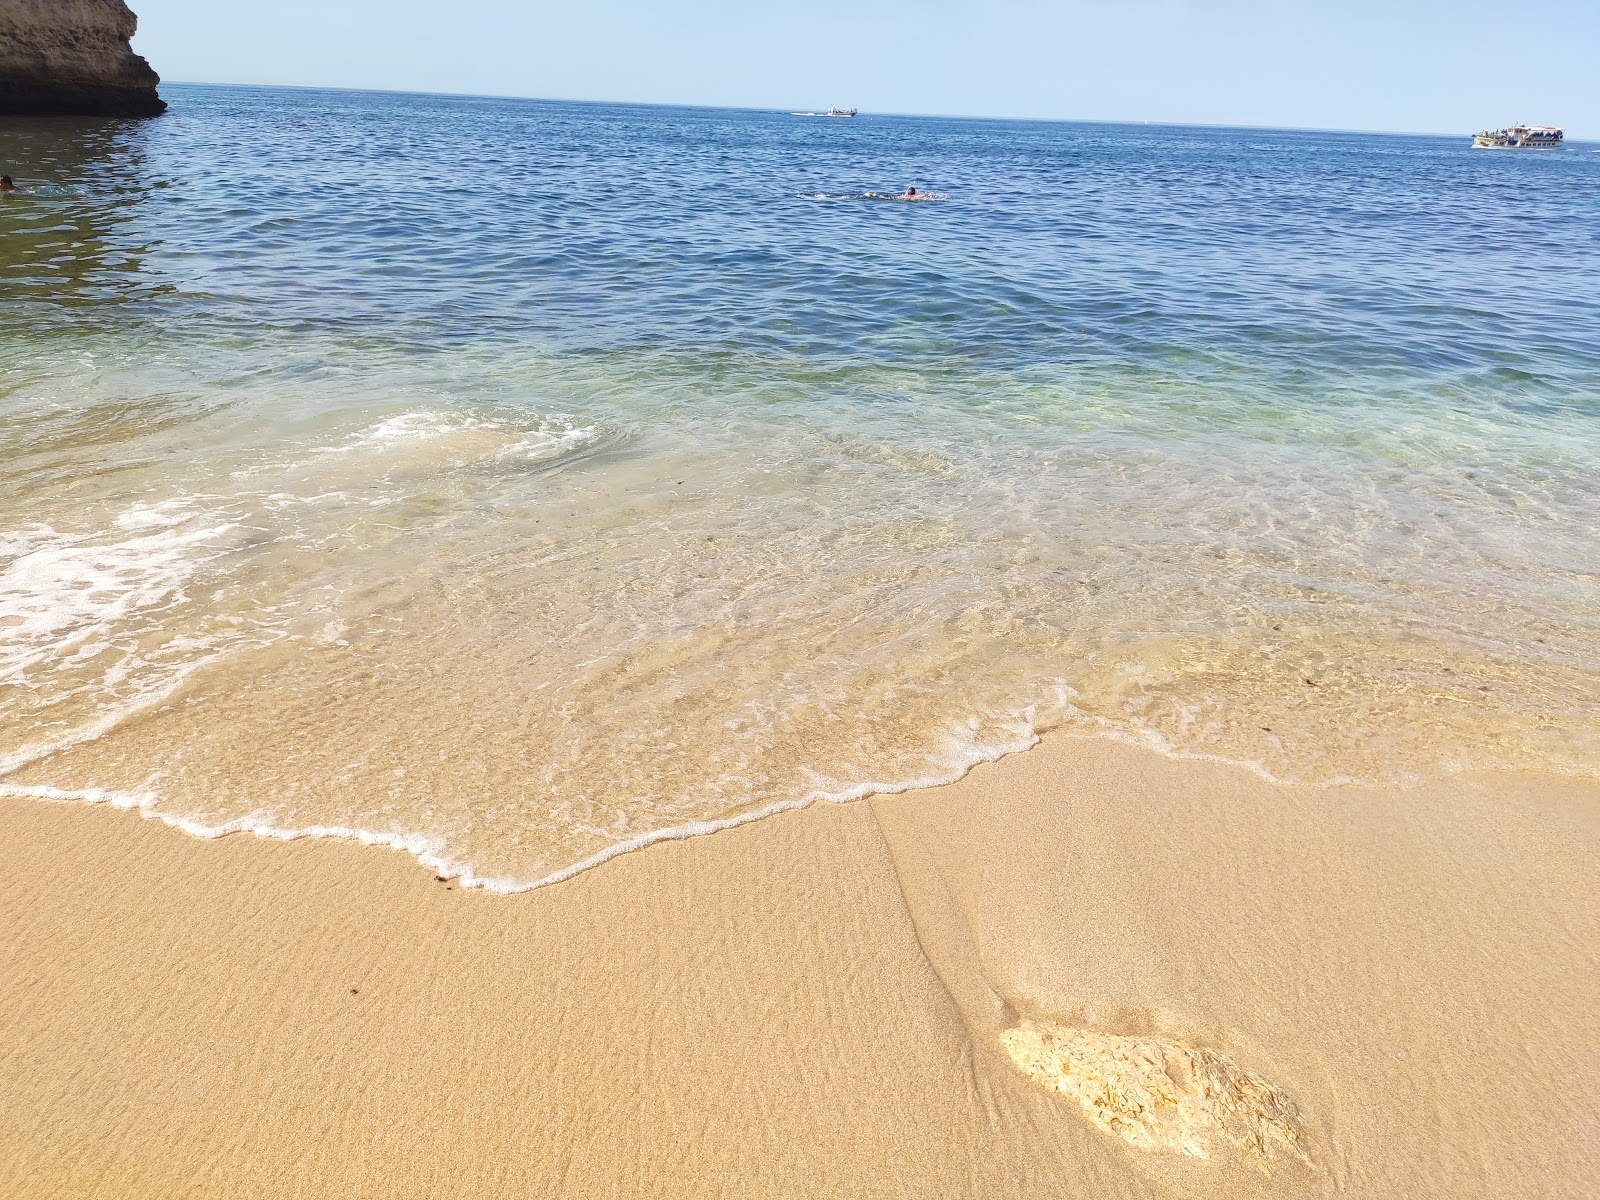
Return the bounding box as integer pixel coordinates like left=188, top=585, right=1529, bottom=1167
left=3, top=737, right=1597, bottom=1199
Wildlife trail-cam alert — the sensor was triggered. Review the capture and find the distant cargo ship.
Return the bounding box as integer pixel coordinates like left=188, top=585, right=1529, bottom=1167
left=1472, top=124, right=1563, bottom=150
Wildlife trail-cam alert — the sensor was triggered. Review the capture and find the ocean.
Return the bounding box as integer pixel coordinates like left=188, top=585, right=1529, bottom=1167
left=2, top=84, right=1597, bottom=888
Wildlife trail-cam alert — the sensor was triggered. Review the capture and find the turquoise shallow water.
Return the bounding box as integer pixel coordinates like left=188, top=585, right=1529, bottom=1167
left=2, top=86, right=1597, bottom=887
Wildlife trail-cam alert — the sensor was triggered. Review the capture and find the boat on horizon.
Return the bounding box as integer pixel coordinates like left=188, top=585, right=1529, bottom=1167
left=1472, top=123, right=1563, bottom=150
left=826, top=106, right=858, bottom=118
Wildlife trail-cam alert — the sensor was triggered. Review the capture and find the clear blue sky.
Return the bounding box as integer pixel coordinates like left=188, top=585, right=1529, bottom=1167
left=131, top=0, right=1597, bottom=137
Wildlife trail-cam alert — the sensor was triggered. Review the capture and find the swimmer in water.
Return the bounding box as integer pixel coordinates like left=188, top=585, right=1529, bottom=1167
left=0, top=176, right=17, bottom=193
left=901, top=186, right=919, bottom=199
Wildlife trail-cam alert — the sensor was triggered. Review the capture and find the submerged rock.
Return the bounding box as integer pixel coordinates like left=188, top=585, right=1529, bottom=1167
left=0, top=0, right=165, bottom=117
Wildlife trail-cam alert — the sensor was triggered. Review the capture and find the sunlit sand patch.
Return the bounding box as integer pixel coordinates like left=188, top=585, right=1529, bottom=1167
left=1001, top=1022, right=1310, bottom=1171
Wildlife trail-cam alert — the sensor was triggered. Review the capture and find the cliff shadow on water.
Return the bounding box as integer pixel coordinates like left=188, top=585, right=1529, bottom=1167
left=0, top=115, right=173, bottom=330
left=0, top=0, right=165, bottom=117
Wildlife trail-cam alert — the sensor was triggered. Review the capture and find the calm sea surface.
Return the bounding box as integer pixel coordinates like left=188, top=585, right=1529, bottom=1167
left=2, top=85, right=1597, bottom=886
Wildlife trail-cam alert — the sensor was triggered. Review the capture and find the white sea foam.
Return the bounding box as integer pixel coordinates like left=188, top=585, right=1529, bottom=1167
left=317, top=410, right=598, bottom=464
left=3, top=719, right=1043, bottom=894
left=494, top=425, right=599, bottom=464
left=0, top=499, right=273, bottom=776
left=0, top=641, right=257, bottom=778
left=0, top=502, right=230, bottom=681
left=0, top=501, right=233, bottom=684
left=363, top=412, right=504, bottom=442
left=308, top=411, right=491, bottom=454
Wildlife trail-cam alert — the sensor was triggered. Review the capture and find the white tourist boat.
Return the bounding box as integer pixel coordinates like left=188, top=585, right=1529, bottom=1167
left=826, top=106, right=858, bottom=118
left=1472, top=124, right=1563, bottom=150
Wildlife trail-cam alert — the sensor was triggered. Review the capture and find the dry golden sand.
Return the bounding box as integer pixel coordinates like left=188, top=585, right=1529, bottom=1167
left=3, top=738, right=1597, bottom=1199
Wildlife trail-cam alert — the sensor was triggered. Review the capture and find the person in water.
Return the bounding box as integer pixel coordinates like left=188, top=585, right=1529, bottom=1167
left=0, top=176, right=17, bottom=193
left=901, top=186, right=919, bottom=199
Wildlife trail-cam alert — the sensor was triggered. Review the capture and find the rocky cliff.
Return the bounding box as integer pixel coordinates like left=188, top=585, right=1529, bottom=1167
left=0, top=0, right=164, bottom=116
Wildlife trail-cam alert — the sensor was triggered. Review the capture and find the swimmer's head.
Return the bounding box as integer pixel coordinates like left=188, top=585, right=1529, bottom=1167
left=0, top=176, right=14, bottom=190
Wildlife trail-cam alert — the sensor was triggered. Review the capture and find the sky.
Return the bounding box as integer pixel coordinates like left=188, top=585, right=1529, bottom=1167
left=130, top=0, right=1597, bottom=138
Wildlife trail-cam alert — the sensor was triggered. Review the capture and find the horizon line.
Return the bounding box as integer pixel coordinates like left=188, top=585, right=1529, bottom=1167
left=153, top=80, right=1590, bottom=143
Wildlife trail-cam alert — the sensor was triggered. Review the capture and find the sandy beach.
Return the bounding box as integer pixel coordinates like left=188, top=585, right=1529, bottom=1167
left=4, top=736, right=1596, bottom=1199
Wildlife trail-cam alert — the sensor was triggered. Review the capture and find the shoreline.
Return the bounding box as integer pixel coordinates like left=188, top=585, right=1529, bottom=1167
left=4, top=735, right=1597, bottom=1198
left=13, top=722, right=1585, bottom=897
left=0, top=728, right=1039, bottom=894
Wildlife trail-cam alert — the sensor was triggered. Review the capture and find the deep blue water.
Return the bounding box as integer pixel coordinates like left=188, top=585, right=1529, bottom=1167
left=6, top=85, right=1600, bottom=376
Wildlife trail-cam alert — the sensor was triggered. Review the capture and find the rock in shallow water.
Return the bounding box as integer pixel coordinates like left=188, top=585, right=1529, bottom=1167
left=0, top=0, right=165, bottom=117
